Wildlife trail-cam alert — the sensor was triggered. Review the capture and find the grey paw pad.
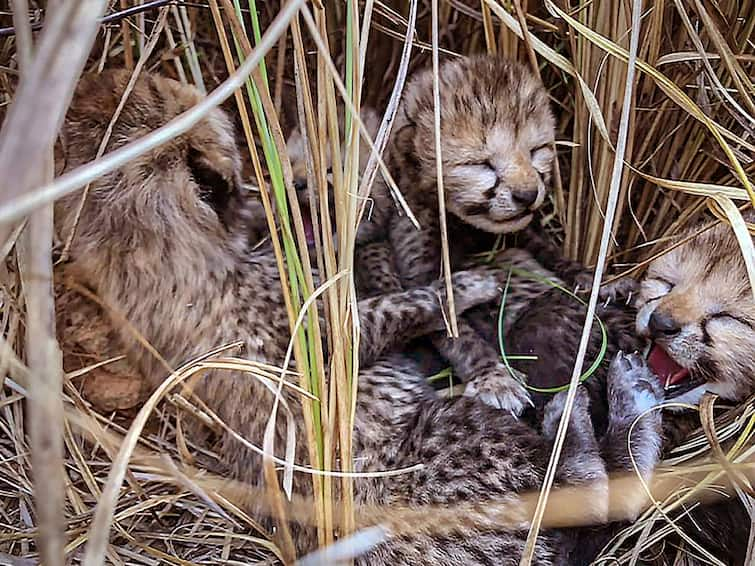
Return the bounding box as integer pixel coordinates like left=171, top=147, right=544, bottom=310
left=609, top=351, right=664, bottom=416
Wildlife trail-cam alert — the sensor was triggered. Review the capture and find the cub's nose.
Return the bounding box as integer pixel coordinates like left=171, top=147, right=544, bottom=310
left=648, top=311, right=681, bottom=337
left=511, top=187, right=539, bottom=208
left=294, top=179, right=307, bottom=192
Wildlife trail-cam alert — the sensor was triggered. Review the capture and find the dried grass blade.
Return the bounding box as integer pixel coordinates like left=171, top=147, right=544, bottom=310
left=357, top=0, right=417, bottom=215
left=17, top=168, right=66, bottom=566
left=265, top=270, right=347, bottom=499
left=542, top=0, right=755, bottom=204
left=671, top=0, right=754, bottom=130
left=709, top=195, right=755, bottom=299
left=430, top=0, right=458, bottom=337
left=691, top=0, right=755, bottom=120
left=0, top=0, right=109, bottom=244
left=299, top=4, right=418, bottom=228
left=80, top=345, right=240, bottom=566
left=11, top=0, right=32, bottom=70
left=484, top=0, right=610, bottom=141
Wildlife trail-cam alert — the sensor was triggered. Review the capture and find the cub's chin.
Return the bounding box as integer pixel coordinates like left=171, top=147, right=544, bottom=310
left=454, top=211, right=534, bottom=235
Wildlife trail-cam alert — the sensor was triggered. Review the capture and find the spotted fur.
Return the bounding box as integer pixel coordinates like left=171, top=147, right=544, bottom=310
left=381, top=55, right=557, bottom=414
left=54, top=70, right=524, bottom=555
left=56, top=71, right=666, bottom=565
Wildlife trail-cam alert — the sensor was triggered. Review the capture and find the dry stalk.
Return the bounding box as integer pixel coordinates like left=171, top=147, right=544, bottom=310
left=431, top=0, right=458, bottom=337
left=17, top=168, right=65, bottom=566
left=0, top=0, right=109, bottom=245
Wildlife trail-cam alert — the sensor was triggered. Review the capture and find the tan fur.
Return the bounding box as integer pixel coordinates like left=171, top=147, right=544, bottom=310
left=636, top=222, right=755, bottom=402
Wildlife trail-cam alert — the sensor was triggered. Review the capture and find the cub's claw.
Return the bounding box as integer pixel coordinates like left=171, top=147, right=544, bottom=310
left=608, top=351, right=664, bottom=419
left=574, top=274, right=638, bottom=304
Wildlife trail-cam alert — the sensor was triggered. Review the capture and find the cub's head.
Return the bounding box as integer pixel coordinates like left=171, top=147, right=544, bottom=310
left=392, top=55, right=555, bottom=234
left=287, top=107, right=388, bottom=246
left=636, top=222, right=755, bottom=403
left=57, top=70, right=246, bottom=268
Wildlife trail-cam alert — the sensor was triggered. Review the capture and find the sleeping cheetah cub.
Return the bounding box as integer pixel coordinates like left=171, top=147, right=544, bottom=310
left=632, top=219, right=755, bottom=566
left=503, top=220, right=755, bottom=565
left=382, top=55, right=556, bottom=414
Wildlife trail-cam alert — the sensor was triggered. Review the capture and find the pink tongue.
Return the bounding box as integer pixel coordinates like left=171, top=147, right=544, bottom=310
left=648, top=344, right=690, bottom=386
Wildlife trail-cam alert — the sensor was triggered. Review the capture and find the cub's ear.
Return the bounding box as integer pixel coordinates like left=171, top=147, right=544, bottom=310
left=187, top=146, right=239, bottom=218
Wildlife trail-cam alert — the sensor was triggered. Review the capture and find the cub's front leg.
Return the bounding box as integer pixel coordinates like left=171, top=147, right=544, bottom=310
left=357, top=267, right=518, bottom=367
left=432, top=321, right=531, bottom=415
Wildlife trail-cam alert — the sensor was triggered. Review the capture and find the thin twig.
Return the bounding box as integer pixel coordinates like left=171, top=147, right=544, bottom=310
left=431, top=0, right=458, bottom=337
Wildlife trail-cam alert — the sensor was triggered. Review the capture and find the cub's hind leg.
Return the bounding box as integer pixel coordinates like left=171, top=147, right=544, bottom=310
left=546, top=354, right=664, bottom=566
left=541, top=386, right=611, bottom=565
left=542, top=386, right=608, bottom=492
left=601, top=352, right=663, bottom=527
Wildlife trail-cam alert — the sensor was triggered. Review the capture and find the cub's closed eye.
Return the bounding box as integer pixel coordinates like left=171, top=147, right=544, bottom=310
left=708, top=313, right=754, bottom=329
left=646, top=276, right=674, bottom=301
left=530, top=143, right=551, bottom=156
left=652, top=276, right=674, bottom=287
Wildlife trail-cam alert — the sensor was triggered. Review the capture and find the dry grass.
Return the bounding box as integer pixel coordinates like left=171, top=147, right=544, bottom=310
left=0, top=0, right=754, bottom=564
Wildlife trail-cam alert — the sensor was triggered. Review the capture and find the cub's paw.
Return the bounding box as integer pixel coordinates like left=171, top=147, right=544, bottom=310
left=464, top=364, right=531, bottom=415
left=542, top=386, right=591, bottom=440
left=448, top=268, right=502, bottom=310
left=81, top=368, right=144, bottom=412
left=608, top=351, right=664, bottom=421
left=574, top=273, right=638, bottom=304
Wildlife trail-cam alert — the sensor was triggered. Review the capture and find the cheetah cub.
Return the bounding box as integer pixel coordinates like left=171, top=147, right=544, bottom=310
left=384, top=55, right=556, bottom=414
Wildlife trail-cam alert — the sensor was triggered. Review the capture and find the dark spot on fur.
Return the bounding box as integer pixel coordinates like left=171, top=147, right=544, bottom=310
left=464, top=203, right=489, bottom=217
